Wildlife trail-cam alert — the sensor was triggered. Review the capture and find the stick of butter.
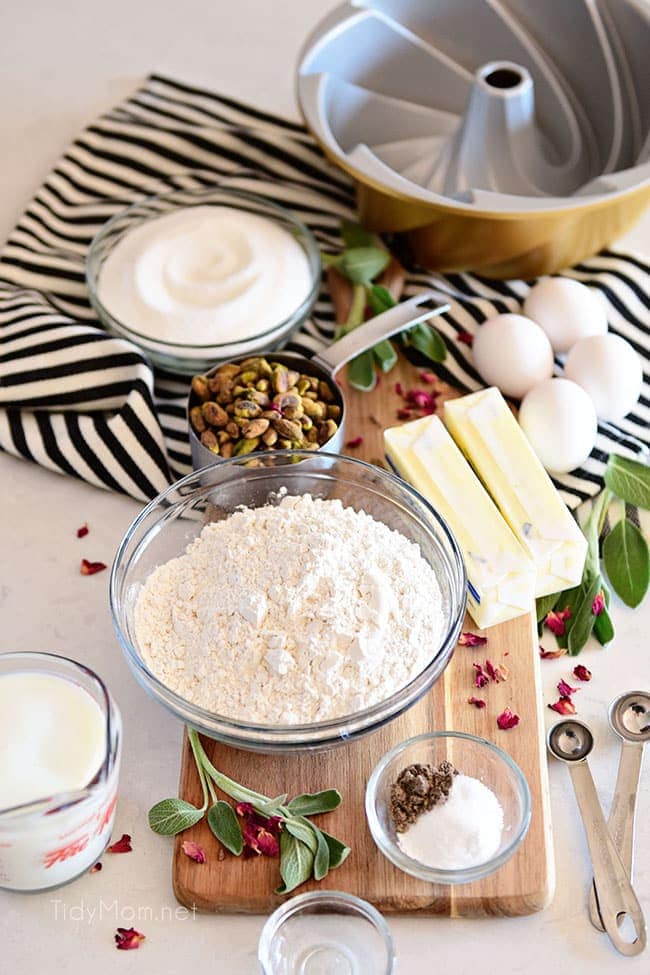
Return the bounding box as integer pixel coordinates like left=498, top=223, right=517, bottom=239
left=444, top=387, right=587, bottom=597
left=384, top=414, right=536, bottom=628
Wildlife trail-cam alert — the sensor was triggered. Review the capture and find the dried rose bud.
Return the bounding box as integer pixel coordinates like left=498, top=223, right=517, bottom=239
left=345, top=436, right=363, bottom=448
left=80, top=559, right=107, bottom=576
left=76, top=523, right=89, bottom=538
left=473, top=662, right=489, bottom=689
left=457, top=331, right=474, bottom=347
left=557, top=678, right=579, bottom=698
left=89, top=862, right=102, bottom=873
left=107, top=833, right=132, bottom=854
left=545, top=608, right=571, bottom=636
left=539, top=645, right=567, bottom=660
left=573, top=664, right=592, bottom=682
left=256, top=828, right=280, bottom=857
left=468, top=696, right=487, bottom=709
left=549, top=696, right=576, bottom=716
left=115, top=927, right=145, bottom=951
left=497, top=708, right=520, bottom=730
left=182, top=840, right=206, bottom=863
left=458, top=632, right=487, bottom=647
left=592, top=591, right=605, bottom=616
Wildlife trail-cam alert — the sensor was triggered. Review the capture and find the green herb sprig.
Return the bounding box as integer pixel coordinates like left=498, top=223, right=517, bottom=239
left=148, top=728, right=350, bottom=894
left=323, top=221, right=447, bottom=391
left=537, top=453, right=649, bottom=654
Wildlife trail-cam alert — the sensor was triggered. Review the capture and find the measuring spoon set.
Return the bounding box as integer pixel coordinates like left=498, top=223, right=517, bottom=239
left=547, top=690, right=649, bottom=956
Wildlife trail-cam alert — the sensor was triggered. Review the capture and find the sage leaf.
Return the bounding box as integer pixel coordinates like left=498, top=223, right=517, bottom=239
left=604, top=454, right=650, bottom=510
left=312, top=825, right=331, bottom=881
left=367, top=283, right=396, bottom=315
left=288, top=790, right=342, bottom=817
left=276, top=831, right=314, bottom=895
left=338, top=246, right=390, bottom=285
left=207, top=800, right=244, bottom=856
left=340, top=220, right=377, bottom=249
left=407, top=322, right=447, bottom=363
left=593, top=604, right=615, bottom=645
left=286, top=817, right=319, bottom=854
left=347, top=350, right=377, bottom=391
left=320, top=830, right=351, bottom=870
left=148, top=798, right=205, bottom=836
left=602, top=517, right=650, bottom=608
left=373, top=339, right=398, bottom=373
left=567, top=574, right=603, bottom=655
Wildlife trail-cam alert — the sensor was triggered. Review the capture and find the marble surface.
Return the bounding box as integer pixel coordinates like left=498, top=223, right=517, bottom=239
left=0, top=0, right=648, bottom=970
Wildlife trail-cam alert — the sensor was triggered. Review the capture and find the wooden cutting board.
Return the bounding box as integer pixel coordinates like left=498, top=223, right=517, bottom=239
left=172, top=358, right=554, bottom=916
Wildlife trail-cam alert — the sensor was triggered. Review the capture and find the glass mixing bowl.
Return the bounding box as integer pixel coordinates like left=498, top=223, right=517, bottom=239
left=86, top=185, right=321, bottom=374
left=110, top=451, right=466, bottom=752
left=365, top=732, right=531, bottom=884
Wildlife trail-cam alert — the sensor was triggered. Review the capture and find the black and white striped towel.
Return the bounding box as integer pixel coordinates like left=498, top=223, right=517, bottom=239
left=0, top=73, right=648, bottom=506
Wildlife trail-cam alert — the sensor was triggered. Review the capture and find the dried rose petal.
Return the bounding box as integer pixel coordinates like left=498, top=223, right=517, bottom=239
left=235, top=802, right=255, bottom=818
left=405, top=389, right=438, bottom=412
left=345, top=436, right=363, bottom=448
left=256, top=828, right=280, bottom=857
left=458, top=632, right=488, bottom=647
left=182, top=840, right=206, bottom=864
left=539, top=645, right=567, bottom=660
left=107, top=833, right=132, bottom=854
left=420, top=370, right=436, bottom=385
left=545, top=608, right=571, bottom=636
left=80, top=558, right=107, bottom=576
left=473, top=662, right=489, bottom=689
left=396, top=407, right=413, bottom=420
left=497, top=708, right=520, bottom=730
left=468, top=696, right=487, bottom=709
left=592, top=591, right=605, bottom=616
left=457, top=330, right=474, bottom=347
left=76, top=523, right=89, bottom=538
left=548, top=696, right=576, bottom=716
left=89, top=862, right=102, bottom=873
left=115, top=928, right=145, bottom=951
left=573, top=664, right=592, bottom=682
left=267, top=816, right=283, bottom=836
left=493, top=661, right=510, bottom=683
left=394, top=382, right=404, bottom=397
left=557, top=679, right=579, bottom=698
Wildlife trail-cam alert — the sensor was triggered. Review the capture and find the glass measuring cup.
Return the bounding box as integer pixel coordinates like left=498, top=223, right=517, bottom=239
left=0, top=652, right=122, bottom=892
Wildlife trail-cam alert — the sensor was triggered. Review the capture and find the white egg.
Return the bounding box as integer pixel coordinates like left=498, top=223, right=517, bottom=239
left=523, top=278, right=607, bottom=353
left=519, top=378, right=598, bottom=474
left=564, top=333, right=643, bottom=421
left=472, top=313, right=554, bottom=398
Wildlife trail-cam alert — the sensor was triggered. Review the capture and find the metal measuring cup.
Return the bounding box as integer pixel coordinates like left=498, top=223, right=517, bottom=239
left=188, top=291, right=449, bottom=470
left=547, top=718, right=646, bottom=956
left=588, top=691, right=650, bottom=932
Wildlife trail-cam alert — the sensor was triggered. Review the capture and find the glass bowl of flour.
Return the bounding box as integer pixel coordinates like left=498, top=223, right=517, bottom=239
left=110, top=451, right=466, bottom=751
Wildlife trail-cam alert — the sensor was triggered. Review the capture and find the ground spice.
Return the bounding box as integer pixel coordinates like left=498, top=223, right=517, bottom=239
left=389, top=761, right=458, bottom=833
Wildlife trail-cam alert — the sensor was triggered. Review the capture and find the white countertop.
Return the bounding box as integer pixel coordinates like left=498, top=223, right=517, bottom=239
left=1, top=1, right=648, bottom=971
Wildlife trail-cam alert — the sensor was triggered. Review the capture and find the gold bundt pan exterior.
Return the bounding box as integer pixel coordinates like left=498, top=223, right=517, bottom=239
left=316, top=140, right=650, bottom=278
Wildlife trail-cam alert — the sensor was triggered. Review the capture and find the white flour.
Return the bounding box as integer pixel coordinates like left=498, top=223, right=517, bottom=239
left=134, top=494, right=444, bottom=724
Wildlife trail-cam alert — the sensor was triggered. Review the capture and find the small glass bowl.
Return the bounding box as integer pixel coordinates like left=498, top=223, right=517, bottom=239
left=109, top=451, right=466, bottom=752
left=366, top=731, right=531, bottom=884
left=86, top=185, right=322, bottom=374
left=258, top=890, right=395, bottom=975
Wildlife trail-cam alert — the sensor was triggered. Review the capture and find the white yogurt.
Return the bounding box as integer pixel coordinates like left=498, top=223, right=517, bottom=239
left=0, top=669, right=121, bottom=891
left=97, top=205, right=312, bottom=347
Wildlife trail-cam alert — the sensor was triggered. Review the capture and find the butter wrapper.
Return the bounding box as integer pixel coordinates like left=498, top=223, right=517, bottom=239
left=444, top=387, right=587, bottom=597
left=385, top=415, right=536, bottom=629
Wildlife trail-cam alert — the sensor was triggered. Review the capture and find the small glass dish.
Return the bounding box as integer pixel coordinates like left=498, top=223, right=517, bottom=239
left=86, top=185, right=322, bottom=374
left=258, top=890, right=395, bottom=975
left=109, top=451, right=466, bottom=752
left=365, top=731, right=531, bottom=885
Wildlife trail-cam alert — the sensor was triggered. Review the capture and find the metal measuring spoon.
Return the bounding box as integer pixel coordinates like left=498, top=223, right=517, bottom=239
left=547, top=719, right=647, bottom=956
left=589, top=691, right=650, bottom=933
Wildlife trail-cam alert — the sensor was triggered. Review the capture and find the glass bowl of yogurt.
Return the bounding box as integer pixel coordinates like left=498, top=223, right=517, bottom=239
left=0, top=651, right=122, bottom=892
left=365, top=731, right=531, bottom=884
left=86, top=185, right=321, bottom=374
